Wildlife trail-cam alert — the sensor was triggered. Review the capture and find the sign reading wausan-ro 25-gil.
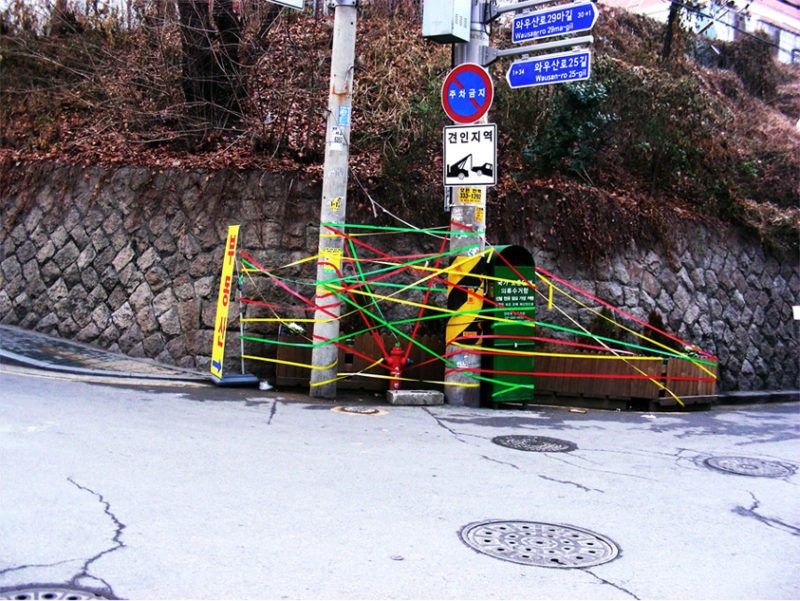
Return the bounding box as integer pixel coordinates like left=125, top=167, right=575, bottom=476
left=443, top=123, right=497, bottom=187
left=506, top=48, right=592, bottom=89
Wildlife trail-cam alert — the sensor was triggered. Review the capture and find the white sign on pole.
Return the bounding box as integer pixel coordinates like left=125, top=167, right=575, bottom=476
left=443, top=123, right=497, bottom=187
left=267, top=0, right=304, bottom=9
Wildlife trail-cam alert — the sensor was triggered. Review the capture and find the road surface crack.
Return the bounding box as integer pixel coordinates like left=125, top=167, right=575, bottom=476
left=0, top=560, right=76, bottom=578
left=422, top=408, right=470, bottom=444
left=585, top=569, right=640, bottom=599
left=734, top=491, right=800, bottom=536
left=539, top=474, right=603, bottom=492
left=66, top=478, right=125, bottom=597
left=480, top=454, right=520, bottom=469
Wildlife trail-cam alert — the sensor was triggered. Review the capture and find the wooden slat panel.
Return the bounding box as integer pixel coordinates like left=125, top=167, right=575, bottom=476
left=535, top=355, right=662, bottom=400
left=667, top=359, right=717, bottom=397
left=275, top=335, right=311, bottom=387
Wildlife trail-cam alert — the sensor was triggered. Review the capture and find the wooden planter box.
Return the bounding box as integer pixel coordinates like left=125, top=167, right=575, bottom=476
left=535, top=355, right=665, bottom=400
left=534, top=354, right=717, bottom=404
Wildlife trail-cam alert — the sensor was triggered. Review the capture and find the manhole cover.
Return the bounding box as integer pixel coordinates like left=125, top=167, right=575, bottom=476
left=331, top=406, right=387, bottom=416
left=459, top=520, right=619, bottom=568
left=704, top=456, right=796, bottom=478
left=0, top=586, right=111, bottom=600
left=492, top=435, right=577, bottom=452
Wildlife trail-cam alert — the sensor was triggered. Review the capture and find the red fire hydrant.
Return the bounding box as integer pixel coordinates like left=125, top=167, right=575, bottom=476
left=387, top=345, right=404, bottom=391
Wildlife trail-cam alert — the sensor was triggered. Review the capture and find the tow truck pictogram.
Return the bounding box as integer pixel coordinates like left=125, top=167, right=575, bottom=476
left=447, top=154, right=494, bottom=180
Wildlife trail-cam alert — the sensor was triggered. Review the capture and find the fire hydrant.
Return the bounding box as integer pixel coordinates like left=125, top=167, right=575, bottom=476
left=387, top=345, right=404, bottom=391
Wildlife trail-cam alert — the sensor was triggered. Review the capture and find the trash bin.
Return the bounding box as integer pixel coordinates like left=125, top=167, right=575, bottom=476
left=481, top=245, right=536, bottom=409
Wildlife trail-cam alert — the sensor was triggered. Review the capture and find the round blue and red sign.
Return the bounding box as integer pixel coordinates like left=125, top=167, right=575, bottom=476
left=441, top=63, right=494, bottom=124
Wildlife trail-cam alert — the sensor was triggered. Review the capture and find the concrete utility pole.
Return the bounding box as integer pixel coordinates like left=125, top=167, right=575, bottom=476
left=444, top=0, right=491, bottom=407
left=310, top=0, right=358, bottom=399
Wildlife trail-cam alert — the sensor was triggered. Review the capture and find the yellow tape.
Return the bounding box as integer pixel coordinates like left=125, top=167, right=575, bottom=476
left=242, top=354, right=337, bottom=372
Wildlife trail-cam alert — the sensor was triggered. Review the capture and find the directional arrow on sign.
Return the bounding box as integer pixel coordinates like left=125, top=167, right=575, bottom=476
left=506, top=48, right=592, bottom=89
left=512, top=1, right=599, bottom=44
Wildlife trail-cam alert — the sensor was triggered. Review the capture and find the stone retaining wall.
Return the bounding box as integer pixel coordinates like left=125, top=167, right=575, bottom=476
left=527, top=227, right=799, bottom=392
left=1, top=161, right=798, bottom=392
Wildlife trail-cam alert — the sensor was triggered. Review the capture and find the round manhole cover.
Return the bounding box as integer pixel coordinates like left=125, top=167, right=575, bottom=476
left=492, top=435, right=577, bottom=452
left=331, top=406, right=387, bottom=416
left=459, top=520, right=619, bottom=568
left=704, top=456, right=795, bottom=478
left=0, top=586, right=111, bottom=600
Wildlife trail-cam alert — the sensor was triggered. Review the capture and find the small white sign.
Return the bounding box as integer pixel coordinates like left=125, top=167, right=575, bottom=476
left=443, top=123, right=497, bottom=187
left=268, top=0, right=304, bottom=9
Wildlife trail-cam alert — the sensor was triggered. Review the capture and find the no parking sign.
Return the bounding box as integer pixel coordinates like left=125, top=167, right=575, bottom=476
left=441, top=63, right=494, bottom=124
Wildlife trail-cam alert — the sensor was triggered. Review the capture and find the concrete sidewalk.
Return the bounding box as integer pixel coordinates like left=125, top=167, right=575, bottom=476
left=0, top=324, right=208, bottom=382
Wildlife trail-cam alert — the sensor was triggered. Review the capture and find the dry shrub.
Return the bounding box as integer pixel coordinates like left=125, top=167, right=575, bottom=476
left=717, top=32, right=781, bottom=99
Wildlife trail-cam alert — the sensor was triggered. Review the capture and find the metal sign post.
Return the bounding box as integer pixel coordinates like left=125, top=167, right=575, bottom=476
left=443, top=0, right=491, bottom=408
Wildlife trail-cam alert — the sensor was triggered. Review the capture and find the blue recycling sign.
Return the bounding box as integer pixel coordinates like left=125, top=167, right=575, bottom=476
left=512, top=1, right=599, bottom=43
left=506, top=48, right=592, bottom=89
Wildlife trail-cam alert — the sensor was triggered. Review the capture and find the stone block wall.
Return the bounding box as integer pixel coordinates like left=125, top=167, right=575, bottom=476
left=1, top=162, right=319, bottom=371
left=528, top=225, right=799, bottom=392
left=1, top=161, right=798, bottom=391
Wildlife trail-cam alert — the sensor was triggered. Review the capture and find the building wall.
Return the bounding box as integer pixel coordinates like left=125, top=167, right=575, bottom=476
left=599, top=0, right=800, bottom=63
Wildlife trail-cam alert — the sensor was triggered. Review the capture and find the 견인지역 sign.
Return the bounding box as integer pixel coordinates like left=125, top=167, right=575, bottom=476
left=443, top=123, right=497, bottom=187
left=441, top=63, right=494, bottom=124
left=512, top=1, right=599, bottom=43
left=506, top=48, right=592, bottom=89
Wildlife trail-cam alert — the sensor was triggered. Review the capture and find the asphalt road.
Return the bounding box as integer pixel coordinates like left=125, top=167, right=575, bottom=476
left=0, top=361, right=798, bottom=600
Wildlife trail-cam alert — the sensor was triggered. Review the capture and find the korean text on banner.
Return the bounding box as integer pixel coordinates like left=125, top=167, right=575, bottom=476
left=210, top=225, right=240, bottom=379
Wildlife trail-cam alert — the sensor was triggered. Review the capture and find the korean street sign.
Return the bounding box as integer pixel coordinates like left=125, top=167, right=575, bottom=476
left=506, top=48, right=592, bottom=88
left=512, top=1, right=599, bottom=43
left=443, top=123, right=497, bottom=187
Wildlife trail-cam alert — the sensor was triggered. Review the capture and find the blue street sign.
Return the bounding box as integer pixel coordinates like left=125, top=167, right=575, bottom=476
left=512, top=1, right=599, bottom=43
left=506, top=49, right=592, bottom=89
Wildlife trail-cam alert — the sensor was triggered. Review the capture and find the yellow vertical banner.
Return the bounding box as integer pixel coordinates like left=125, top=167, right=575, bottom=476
left=210, top=225, right=240, bottom=380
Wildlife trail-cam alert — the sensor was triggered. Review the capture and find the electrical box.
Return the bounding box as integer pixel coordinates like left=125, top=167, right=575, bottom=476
left=422, top=0, right=471, bottom=44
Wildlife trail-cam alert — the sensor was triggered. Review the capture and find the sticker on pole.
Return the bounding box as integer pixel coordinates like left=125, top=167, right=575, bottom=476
left=441, top=63, right=494, bottom=124
left=443, top=123, right=497, bottom=187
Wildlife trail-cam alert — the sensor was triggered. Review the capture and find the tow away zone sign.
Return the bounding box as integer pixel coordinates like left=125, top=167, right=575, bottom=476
left=443, top=123, right=497, bottom=187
